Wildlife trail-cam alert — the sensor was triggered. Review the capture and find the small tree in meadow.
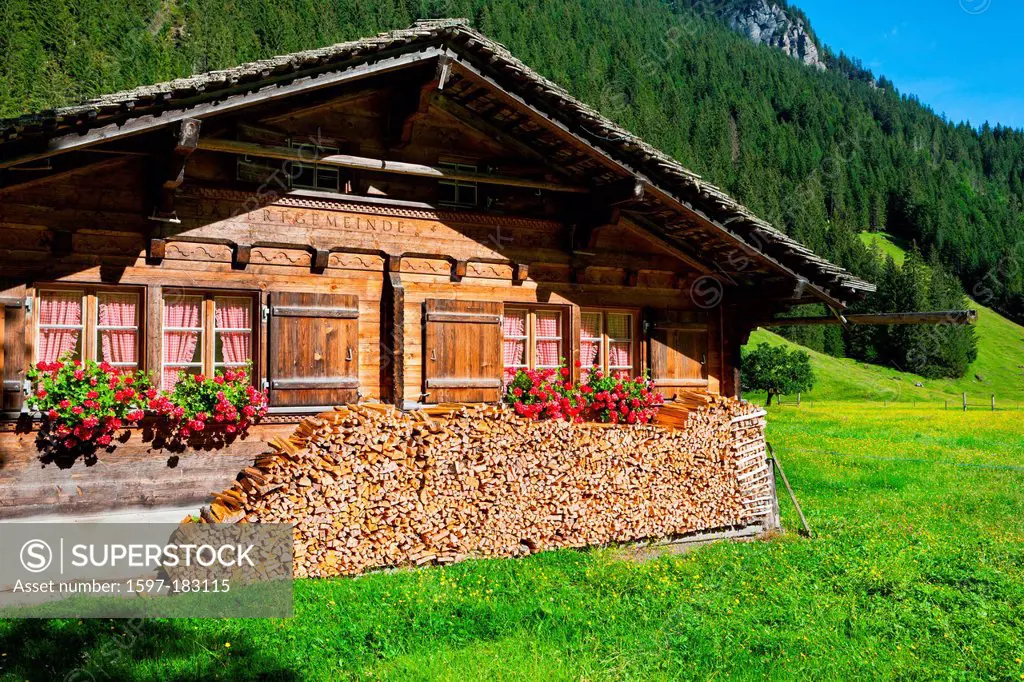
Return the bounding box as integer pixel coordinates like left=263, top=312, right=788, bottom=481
left=742, top=343, right=814, bottom=406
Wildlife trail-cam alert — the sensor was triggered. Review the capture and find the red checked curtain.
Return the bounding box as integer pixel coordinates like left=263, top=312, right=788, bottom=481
left=214, top=297, right=252, bottom=367
left=162, top=296, right=202, bottom=390
left=502, top=309, right=527, bottom=369
left=97, top=292, right=139, bottom=367
left=534, top=311, right=561, bottom=368
left=38, top=290, right=84, bottom=363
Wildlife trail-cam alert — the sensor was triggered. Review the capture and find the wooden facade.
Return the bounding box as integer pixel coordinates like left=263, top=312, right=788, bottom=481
left=0, top=20, right=871, bottom=518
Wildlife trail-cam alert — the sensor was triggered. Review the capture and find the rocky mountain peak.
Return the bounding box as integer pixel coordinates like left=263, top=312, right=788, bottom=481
left=725, top=0, right=826, bottom=70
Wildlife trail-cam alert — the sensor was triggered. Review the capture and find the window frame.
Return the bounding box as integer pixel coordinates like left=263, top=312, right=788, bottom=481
left=161, top=289, right=258, bottom=390
left=34, top=285, right=145, bottom=370
left=502, top=305, right=567, bottom=372
left=437, top=159, right=479, bottom=207
left=288, top=138, right=341, bottom=192
left=579, top=308, right=639, bottom=379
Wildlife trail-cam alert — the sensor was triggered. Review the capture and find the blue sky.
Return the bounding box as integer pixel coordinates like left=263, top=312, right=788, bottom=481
left=796, top=0, right=1023, bottom=130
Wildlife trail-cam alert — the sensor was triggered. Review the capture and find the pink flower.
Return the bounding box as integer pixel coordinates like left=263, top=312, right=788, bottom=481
left=73, top=370, right=85, bottom=381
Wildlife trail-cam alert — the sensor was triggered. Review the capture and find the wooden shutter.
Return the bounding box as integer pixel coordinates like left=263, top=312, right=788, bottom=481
left=648, top=310, right=709, bottom=397
left=423, top=299, right=503, bottom=403
left=0, top=294, right=27, bottom=415
left=268, top=292, right=359, bottom=408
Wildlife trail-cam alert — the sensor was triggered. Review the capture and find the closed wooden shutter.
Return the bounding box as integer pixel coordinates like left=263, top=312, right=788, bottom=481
left=423, top=299, right=503, bottom=403
left=268, top=292, right=359, bottom=408
left=648, top=311, right=709, bottom=397
left=0, top=294, right=27, bottom=415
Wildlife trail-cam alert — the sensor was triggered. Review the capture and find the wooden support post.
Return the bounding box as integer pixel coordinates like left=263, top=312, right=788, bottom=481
left=153, top=118, right=201, bottom=220
left=963, top=392, right=968, bottom=412
left=382, top=256, right=405, bottom=408
left=512, top=263, right=529, bottom=285
left=146, top=285, right=162, bottom=377
left=625, top=270, right=640, bottom=287
left=451, top=260, right=468, bottom=282
left=991, top=394, right=996, bottom=411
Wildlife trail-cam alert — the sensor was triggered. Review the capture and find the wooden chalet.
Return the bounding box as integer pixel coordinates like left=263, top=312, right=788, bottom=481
left=0, top=19, right=876, bottom=518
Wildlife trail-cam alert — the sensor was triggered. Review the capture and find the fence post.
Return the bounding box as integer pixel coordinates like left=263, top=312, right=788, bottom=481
left=992, top=394, right=996, bottom=412
left=797, top=392, right=801, bottom=407
left=945, top=399, right=948, bottom=411
left=963, top=392, right=968, bottom=412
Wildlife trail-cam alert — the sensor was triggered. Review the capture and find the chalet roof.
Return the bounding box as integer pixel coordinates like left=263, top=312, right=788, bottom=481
left=0, top=18, right=874, bottom=302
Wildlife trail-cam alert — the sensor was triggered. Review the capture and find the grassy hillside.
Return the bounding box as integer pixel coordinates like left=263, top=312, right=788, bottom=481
left=748, top=301, right=1024, bottom=404
left=858, top=231, right=906, bottom=266
left=750, top=231, right=1024, bottom=404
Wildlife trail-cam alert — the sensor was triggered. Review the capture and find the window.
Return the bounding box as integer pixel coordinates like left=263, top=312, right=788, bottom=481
left=502, top=307, right=565, bottom=372
left=580, top=310, right=635, bottom=379
left=162, top=292, right=255, bottom=390
left=235, top=137, right=341, bottom=191
left=36, top=287, right=142, bottom=369
left=288, top=139, right=340, bottom=192
left=438, top=160, right=478, bottom=207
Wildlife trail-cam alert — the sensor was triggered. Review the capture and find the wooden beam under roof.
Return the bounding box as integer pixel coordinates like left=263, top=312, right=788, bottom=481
left=195, top=138, right=590, bottom=193
left=767, top=310, right=978, bottom=327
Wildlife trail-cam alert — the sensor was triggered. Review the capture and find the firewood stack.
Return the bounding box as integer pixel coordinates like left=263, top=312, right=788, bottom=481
left=198, top=396, right=771, bottom=577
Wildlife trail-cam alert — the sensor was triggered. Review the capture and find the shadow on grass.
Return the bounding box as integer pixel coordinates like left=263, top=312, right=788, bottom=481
left=0, top=618, right=300, bottom=681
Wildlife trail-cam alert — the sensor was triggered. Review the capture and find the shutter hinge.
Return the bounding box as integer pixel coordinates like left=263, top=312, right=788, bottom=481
left=261, top=378, right=270, bottom=391
left=24, top=296, right=32, bottom=316
left=261, top=304, right=270, bottom=323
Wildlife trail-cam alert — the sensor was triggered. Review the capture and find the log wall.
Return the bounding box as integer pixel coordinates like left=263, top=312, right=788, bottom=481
left=200, top=399, right=773, bottom=577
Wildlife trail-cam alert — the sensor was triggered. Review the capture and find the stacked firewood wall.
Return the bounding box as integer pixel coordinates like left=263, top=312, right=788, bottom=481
left=200, top=395, right=772, bottom=577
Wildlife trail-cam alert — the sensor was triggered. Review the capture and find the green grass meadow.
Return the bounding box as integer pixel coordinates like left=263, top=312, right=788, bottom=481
left=2, top=404, right=1022, bottom=680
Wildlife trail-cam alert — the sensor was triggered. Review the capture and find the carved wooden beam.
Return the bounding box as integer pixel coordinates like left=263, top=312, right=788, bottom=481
left=152, top=118, right=201, bottom=221
left=512, top=263, right=529, bottom=284
left=451, top=260, right=468, bottom=282
left=312, top=249, right=329, bottom=272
